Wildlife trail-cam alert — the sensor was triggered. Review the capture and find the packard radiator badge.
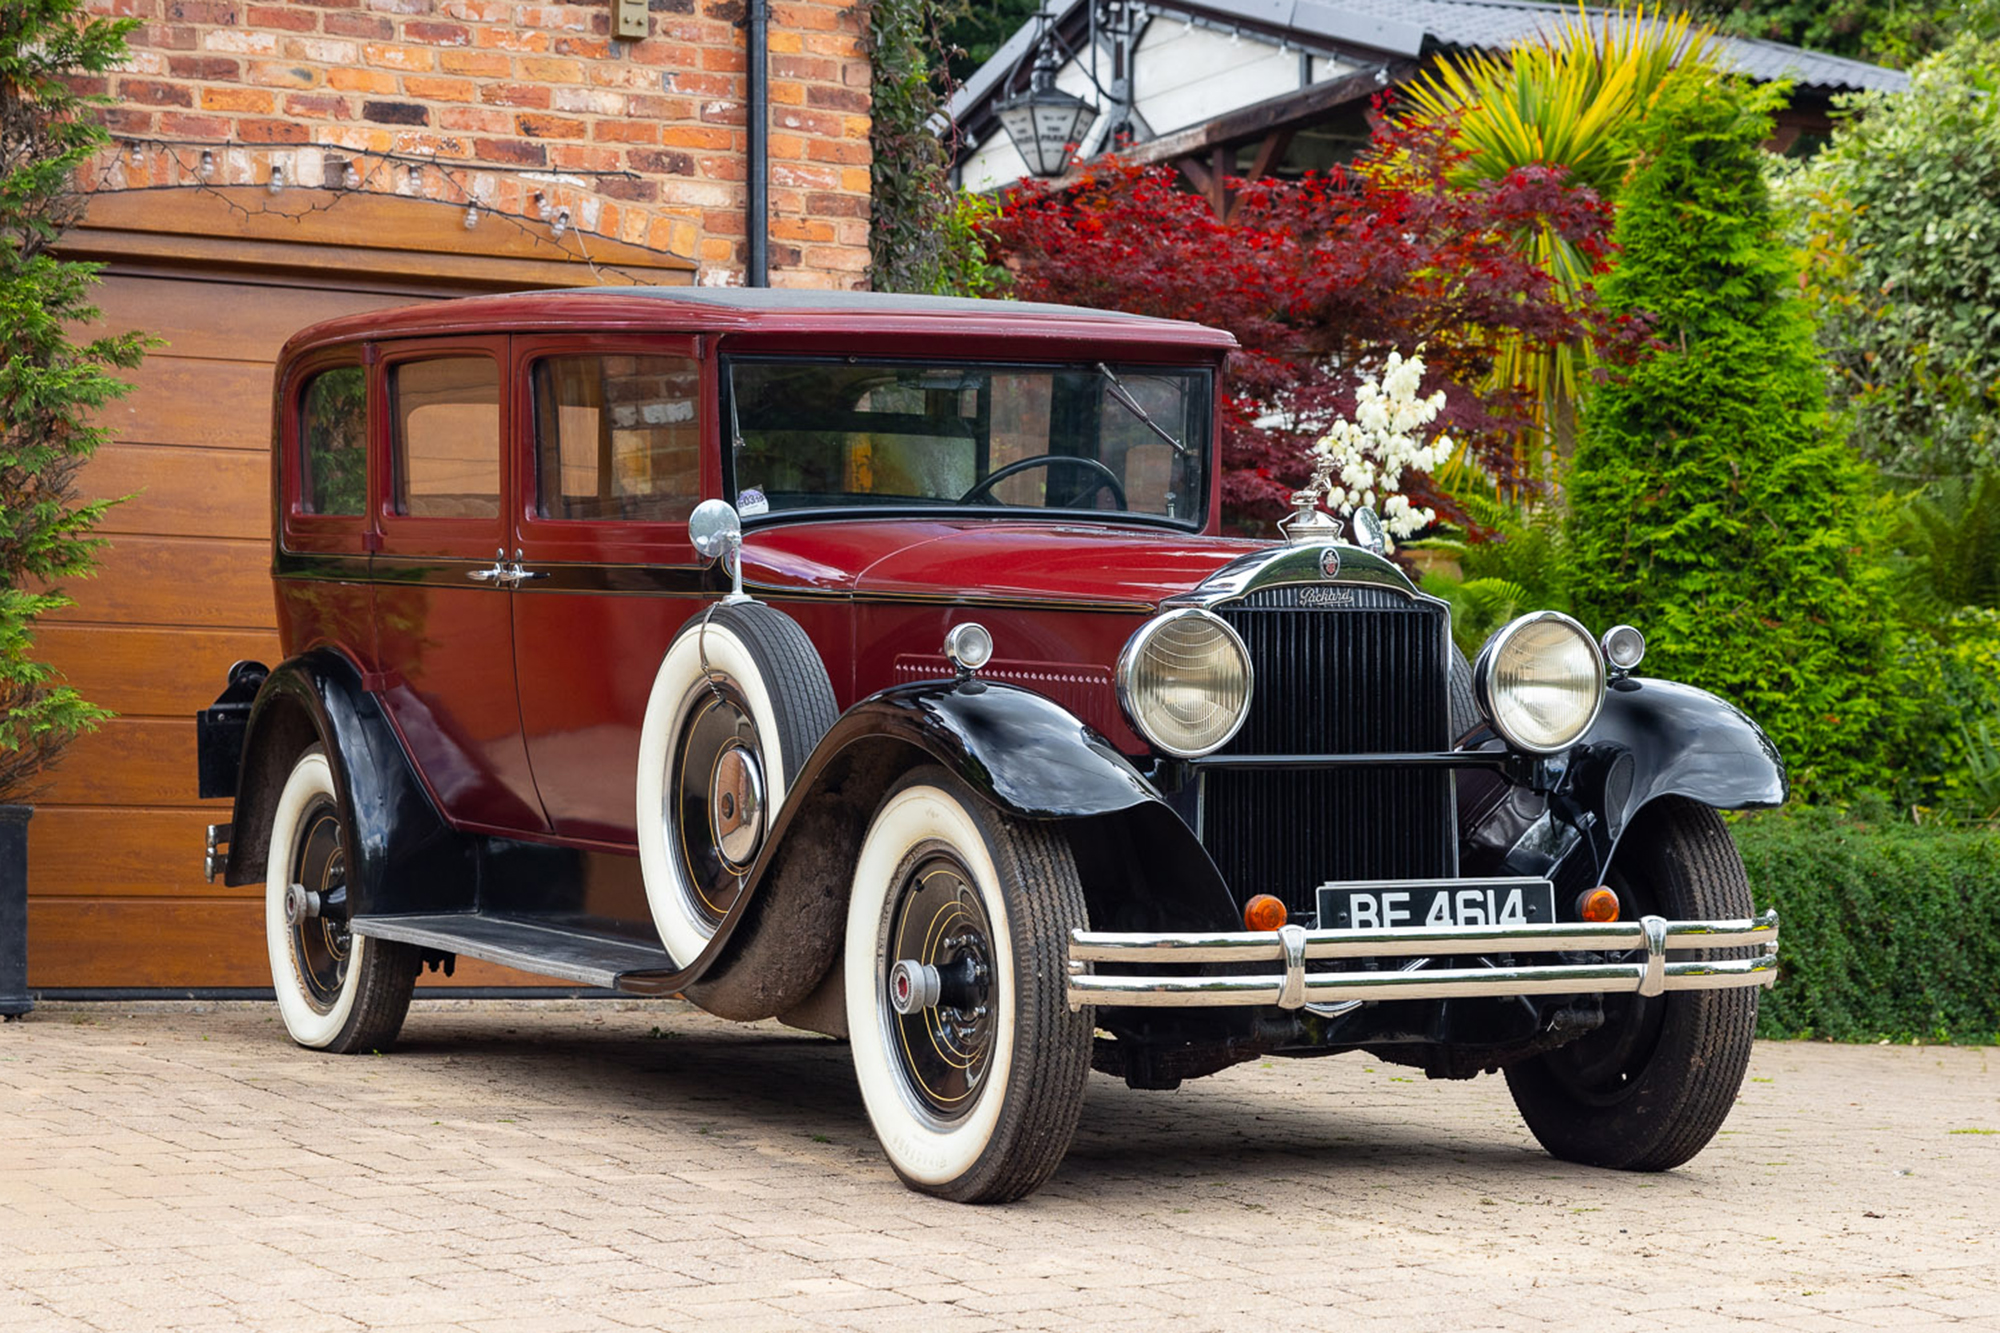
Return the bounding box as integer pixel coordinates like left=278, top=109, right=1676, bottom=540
left=1319, top=545, right=1341, bottom=580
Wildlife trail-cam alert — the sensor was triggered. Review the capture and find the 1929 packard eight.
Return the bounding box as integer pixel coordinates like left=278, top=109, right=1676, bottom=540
left=197, top=288, right=1783, bottom=1202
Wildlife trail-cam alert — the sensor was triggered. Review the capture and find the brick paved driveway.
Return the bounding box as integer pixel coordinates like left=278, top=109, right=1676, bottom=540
left=2, top=999, right=1996, bottom=1332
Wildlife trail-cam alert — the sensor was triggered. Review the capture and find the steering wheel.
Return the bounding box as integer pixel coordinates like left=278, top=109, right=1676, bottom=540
left=958, top=455, right=1128, bottom=510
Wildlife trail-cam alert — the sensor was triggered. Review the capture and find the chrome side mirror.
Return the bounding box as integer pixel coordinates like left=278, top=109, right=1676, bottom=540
left=690, top=499, right=749, bottom=602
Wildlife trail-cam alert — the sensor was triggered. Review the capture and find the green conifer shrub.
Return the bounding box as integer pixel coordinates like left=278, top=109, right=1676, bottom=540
left=1, top=0, right=146, bottom=801
left=1567, top=73, right=1909, bottom=800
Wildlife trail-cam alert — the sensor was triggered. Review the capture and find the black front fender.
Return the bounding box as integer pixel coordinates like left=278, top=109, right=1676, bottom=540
left=1465, top=676, right=1788, bottom=893
left=1573, top=676, right=1788, bottom=845
left=666, top=678, right=1235, bottom=1020
left=224, top=649, right=472, bottom=915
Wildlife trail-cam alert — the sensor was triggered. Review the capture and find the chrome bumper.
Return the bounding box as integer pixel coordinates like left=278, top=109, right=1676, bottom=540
left=1064, top=910, right=1779, bottom=1011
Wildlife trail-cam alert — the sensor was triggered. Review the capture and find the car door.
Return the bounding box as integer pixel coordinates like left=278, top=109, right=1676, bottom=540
left=370, top=336, right=548, bottom=834
left=508, top=335, right=714, bottom=844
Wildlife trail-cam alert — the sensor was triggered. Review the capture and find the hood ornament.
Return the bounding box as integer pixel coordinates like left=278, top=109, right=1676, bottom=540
left=1278, top=453, right=1342, bottom=545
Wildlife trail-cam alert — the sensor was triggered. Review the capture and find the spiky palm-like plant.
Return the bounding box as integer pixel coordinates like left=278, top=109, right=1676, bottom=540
left=1400, top=5, right=1714, bottom=485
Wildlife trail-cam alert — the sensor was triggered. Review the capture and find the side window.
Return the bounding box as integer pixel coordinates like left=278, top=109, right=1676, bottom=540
left=298, top=365, right=366, bottom=516
left=533, top=354, right=699, bottom=521
left=390, top=357, right=500, bottom=519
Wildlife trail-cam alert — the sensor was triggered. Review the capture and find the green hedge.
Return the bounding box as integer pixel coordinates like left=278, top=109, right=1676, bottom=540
left=1732, top=810, right=2000, bottom=1043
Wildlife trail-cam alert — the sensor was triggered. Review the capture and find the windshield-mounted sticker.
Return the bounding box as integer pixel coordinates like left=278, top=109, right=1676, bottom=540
left=737, top=488, right=769, bottom=517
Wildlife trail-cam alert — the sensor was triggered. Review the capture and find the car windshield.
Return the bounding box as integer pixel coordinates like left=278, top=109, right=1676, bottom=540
left=724, top=358, right=1211, bottom=526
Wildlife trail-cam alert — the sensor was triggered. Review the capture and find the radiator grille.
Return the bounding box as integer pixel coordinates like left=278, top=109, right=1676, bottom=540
left=1205, top=586, right=1455, bottom=917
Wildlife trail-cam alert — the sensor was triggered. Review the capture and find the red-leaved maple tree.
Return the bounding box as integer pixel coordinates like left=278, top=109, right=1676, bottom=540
left=986, top=114, right=1625, bottom=531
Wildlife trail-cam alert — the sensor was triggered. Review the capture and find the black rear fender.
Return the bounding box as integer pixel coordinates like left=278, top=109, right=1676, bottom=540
left=224, top=649, right=473, bottom=915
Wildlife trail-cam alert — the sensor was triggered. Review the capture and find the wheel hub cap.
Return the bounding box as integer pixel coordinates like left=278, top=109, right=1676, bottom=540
left=709, top=740, right=766, bottom=872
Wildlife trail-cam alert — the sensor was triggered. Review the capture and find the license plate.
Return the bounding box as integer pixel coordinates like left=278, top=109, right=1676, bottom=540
left=1316, top=877, right=1557, bottom=931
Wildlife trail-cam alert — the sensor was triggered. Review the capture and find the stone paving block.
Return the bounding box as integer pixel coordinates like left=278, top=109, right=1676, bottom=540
left=4, top=1001, right=1999, bottom=1331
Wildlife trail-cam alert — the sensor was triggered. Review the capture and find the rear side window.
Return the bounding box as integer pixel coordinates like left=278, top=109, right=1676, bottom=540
left=391, top=357, right=500, bottom=519
left=298, top=365, right=366, bottom=517
left=533, top=354, right=699, bottom=522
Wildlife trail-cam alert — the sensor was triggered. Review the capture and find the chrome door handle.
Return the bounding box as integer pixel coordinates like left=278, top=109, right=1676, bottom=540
left=467, top=549, right=507, bottom=582
left=502, top=550, right=547, bottom=585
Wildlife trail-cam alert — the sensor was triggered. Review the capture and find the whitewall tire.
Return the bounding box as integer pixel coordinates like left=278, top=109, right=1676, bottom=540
left=844, top=769, right=1091, bottom=1203
left=264, top=748, right=416, bottom=1053
left=636, top=602, right=836, bottom=967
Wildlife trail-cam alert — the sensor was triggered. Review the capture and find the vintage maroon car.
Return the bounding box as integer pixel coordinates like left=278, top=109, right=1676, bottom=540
left=197, top=287, right=1783, bottom=1202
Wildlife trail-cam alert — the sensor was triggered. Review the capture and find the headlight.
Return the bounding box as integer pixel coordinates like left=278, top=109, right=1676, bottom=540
left=1117, top=609, right=1254, bottom=757
left=1473, top=611, right=1606, bottom=753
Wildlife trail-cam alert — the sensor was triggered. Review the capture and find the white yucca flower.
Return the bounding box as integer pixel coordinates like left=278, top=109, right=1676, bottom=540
left=1309, top=350, right=1450, bottom=541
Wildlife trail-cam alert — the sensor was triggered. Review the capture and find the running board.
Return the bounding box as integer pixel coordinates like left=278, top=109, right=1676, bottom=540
left=349, top=914, right=676, bottom=991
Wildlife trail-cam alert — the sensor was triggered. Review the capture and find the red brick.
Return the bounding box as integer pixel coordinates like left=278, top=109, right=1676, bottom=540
left=517, top=56, right=583, bottom=83
left=402, top=75, right=477, bottom=101
left=246, top=5, right=320, bottom=31
left=480, top=83, right=550, bottom=108
left=514, top=112, right=587, bottom=139
left=156, top=111, right=233, bottom=138
left=322, top=12, right=394, bottom=38
left=594, top=176, right=660, bottom=203
left=362, top=42, right=433, bottom=71
left=630, top=147, right=696, bottom=176
left=804, top=189, right=867, bottom=218
left=327, top=67, right=396, bottom=93
left=546, top=143, right=622, bottom=171
left=361, top=99, right=429, bottom=125
left=806, top=84, right=867, bottom=113
left=234, top=116, right=313, bottom=141
left=101, top=107, right=156, bottom=134
left=470, top=137, right=546, bottom=166
left=436, top=105, right=514, bottom=132
left=130, top=22, right=197, bottom=49
left=200, top=86, right=275, bottom=113
left=117, top=78, right=193, bottom=106
left=552, top=36, right=612, bottom=58
left=282, top=92, right=353, bottom=119
left=402, top=20, right=471, bottom=46
left=770, top=54, right=836, bottom=82
left=592, top=119, right=657, bottom=144
left=438, top=49, right=511, bottom=76
left=244, top=61, right=322, bottom=88
left=167, top=54, right=241, bottom=79
left=164, top=0, right=241, bottom=23
left=805, top=135, right=867, bottom=164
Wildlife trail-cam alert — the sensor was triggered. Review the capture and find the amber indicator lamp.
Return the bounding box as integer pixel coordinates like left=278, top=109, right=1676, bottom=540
left=1243, top=894, right=1288, bottom=931
left=1577, top=886, right=1621, bottom=923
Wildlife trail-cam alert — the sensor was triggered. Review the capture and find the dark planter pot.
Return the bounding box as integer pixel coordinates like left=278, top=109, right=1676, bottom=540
left=1, top=804, right=32, bottom=1019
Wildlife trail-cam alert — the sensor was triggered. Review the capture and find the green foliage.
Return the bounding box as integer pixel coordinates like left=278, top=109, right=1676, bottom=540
left=1399, top=5, right=1714, bottom=481
left=1778, top=35, right=2000, bottom=477
left=1, top=0, right=146, bottom=802
left=1415, top=492, right=1576, bottom=654
left=1895, top=470, right=2000, bottom=614
left=1734, top=808, right=2000, bottom=1043
left=1419, top=572, right=1531, bottom=657
left=1894, top=607, right=2000, bottom=819
left=867, top=0, right=998, bottom=297
left=1567, top=73, right=1908, bottom=801
left=1699, top=0, right=2000, bottom=70
left=941, top=0, right=1041, bottom=87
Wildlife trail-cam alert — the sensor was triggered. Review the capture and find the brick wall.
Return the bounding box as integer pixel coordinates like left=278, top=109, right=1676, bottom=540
left=79, top=0, right=872, bottom=288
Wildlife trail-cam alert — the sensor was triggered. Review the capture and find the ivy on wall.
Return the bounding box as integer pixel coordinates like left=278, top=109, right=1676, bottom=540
left=866, top=0, right=1001, bottom=296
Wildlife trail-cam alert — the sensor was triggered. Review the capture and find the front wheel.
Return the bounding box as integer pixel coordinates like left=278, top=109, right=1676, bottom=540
left=844, top=769, right=1091, bottom=1203
left=264, top=747, right=418, bottom=1053
left=1504, top=797, right=1759, bottom=1171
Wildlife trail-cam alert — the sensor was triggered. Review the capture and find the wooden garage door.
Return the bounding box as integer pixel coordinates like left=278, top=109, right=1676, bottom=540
left=29, top=188, right=692, bottom=989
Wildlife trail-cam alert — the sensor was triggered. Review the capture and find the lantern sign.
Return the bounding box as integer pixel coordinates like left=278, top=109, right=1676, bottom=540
left=995, top=46, right=1100, bottom=178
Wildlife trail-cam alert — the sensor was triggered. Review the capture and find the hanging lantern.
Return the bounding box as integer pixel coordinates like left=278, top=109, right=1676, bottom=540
left=995, top=42, right=1099, bottom=178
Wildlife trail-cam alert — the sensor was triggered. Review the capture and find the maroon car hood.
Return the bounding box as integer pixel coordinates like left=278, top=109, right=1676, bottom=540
left=744, top=518, right=1268, bottom=608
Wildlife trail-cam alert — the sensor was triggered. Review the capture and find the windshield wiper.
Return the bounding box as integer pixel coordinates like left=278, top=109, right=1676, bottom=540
left=1097, top=363, right=1189, bottom=457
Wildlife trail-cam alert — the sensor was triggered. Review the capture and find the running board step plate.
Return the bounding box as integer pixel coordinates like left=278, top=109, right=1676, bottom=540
left=349, top=914, right=675, bottom=990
